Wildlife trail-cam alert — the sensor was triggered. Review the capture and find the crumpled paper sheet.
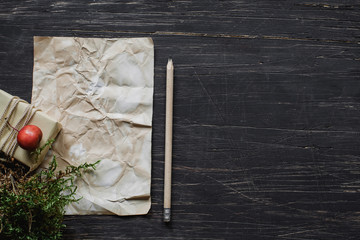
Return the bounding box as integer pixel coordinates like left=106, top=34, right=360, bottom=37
left=32, top=36, right=154, bottom=215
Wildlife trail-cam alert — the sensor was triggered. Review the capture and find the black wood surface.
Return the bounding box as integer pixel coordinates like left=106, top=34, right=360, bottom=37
left=0, top=1, right=359, bottom=239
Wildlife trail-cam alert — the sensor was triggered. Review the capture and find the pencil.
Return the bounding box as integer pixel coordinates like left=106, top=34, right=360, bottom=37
left=164, top=58, right=174, bottom=222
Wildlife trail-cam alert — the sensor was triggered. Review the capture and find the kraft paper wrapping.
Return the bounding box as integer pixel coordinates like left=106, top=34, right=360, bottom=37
left=31, top=36, right=154, bottom=215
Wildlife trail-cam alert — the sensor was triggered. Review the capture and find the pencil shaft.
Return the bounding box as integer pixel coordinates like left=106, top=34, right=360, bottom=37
left=164, top=59, right=173, bottom=213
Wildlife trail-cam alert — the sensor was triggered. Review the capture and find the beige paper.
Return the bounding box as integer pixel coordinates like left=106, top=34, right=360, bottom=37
left=32, top=36, right=154, bottom=215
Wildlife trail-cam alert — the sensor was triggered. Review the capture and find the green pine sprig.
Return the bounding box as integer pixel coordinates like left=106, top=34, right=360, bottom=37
left=0, top=140, right=100, bottom=240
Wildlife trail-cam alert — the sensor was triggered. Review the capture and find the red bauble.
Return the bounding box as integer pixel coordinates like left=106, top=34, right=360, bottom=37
left=17, top=125, right=43, bottom=151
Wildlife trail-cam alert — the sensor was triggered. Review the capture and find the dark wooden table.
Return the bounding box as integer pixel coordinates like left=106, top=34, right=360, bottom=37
left=1, top=1, right=359, bottom=239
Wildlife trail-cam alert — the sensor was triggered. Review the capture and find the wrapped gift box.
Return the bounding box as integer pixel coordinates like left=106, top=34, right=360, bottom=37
left=0, top=89, right=61, bottom=169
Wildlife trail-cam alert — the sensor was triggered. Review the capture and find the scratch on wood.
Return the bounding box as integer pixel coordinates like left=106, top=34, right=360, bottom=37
left=277, top=229, right=323, bottom=238
left=205, top=174, right=260, bottom=203
left=70, top=29, right=360, bottom=45
left=296, top=3, right=356, bottom=10
left=184, top=123, right=360, bottom=134
left=193, top=70, right=225, bottom=123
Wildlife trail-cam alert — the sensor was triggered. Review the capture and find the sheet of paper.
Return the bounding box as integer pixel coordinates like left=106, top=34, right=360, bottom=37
left=32, top=36, right=154, bottom=215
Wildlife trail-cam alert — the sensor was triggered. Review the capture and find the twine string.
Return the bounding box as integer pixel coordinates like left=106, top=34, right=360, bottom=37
left=0, top=97, right=37, bottom=158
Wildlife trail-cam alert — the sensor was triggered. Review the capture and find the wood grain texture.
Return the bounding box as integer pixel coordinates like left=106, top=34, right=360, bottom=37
left=0, top=0, right=359, bottom=239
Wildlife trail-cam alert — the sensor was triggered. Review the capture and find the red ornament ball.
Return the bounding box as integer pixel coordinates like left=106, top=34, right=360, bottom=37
left=17, top=125, right=43, bottom=151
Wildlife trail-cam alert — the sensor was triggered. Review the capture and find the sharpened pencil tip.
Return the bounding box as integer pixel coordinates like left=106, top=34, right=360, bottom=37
left=167, top=58, right=173, bottom=69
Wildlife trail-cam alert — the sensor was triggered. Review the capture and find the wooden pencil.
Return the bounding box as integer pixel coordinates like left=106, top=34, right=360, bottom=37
left=164, top=58, right=174, bottom=222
